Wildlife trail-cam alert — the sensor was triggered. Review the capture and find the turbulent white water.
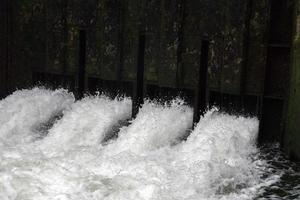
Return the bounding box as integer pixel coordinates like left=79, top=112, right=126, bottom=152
left=0, top=88, right=74, bottom=146
left=0, top=88, right=284, bottom=200
left=39, top=95, right=132, bottom=154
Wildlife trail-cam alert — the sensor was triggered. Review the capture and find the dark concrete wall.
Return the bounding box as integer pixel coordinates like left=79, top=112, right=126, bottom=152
left=259, top=0, right=294, bottom=144
left=0, top=0, right=8, bottom=98
left=285, top=0, right=300, bottom=160
left=0, top=0, right=37, bottom=95
left=0, top=0, right=271, bottom=94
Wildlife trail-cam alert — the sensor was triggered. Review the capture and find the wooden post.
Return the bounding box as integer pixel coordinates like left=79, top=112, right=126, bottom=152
left=193, top=38, right=209, bottom=124
left=132, top=31, right=146, bottom=118
left=78, top=29, right=86, bottom=99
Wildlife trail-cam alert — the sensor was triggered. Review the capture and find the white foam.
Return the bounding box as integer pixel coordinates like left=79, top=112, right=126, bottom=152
left=0, top=89, right=284, bottom=200
left=39, top=95, right=132, bottom=154
left=80, top=108, right=267, bottom=200
left=160, top=108, right=262, bottom=199
left=0, top=88, right=74, bottom=146
left=104, top=99, right=193, bottom=155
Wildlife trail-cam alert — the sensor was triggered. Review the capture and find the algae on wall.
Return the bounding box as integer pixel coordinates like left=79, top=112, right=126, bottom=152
left=1, top=0, right=39, bottom=92
left=2, top=0, right=270, bottom=96
left=0, top=0, right=7, bottom=97
left=244, top=0, right=269, bottom=95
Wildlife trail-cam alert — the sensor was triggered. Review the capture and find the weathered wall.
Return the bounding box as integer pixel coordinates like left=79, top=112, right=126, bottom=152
left=285, top=0, right=300, bottom=160
left=0, top=0, right=47, bottom=94
left=0, top=0, right=8, bottom=98
left=1, top=0, right=271, bottom=95
left=259, top=0, right=293, bottom=144
left=244, top=0, right=269, bottom=95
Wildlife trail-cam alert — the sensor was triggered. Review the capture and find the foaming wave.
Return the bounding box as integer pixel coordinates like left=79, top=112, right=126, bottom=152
left=0, top=87, right=74, bottom=146
left=78, top=108, right=279, bottom=200
left=163, top=108, right=263, bottom=199
left=103, top=98, right=193, bottom=155
left=39, top=95, right=132, bottom=154
left=0, top=92, right=284, bottom=200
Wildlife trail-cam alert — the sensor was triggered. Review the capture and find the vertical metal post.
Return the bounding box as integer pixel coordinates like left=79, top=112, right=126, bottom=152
left=2, top=0, right=9, bottom=97
left=4, top=0, right=11, bottom=95
left=78, top=29, right=86, bottom=99
left=193, top=38, right=209, bottom=124
left=240, top=0, right=253, bottom=109
left=132, top=31, right=146, bottom=118
left=175, top=0, right=186, bottom=88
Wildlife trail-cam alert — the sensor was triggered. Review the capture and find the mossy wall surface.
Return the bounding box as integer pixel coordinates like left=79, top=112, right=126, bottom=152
left=0, top=0, right=7, bottom=97
left=0, top=0, right=270, bottom=95
left=285, top=1, right=300, bottom=160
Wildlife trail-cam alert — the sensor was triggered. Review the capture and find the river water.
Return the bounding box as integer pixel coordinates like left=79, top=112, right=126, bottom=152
left=0, top=88, right=299, bottom=200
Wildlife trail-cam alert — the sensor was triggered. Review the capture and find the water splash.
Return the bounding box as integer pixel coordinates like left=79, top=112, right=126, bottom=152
left=103, top=98, right=193, bottom=155
left=39, top=95, right=132, bottom=155
left=0, top=88, right=74, bottom=146
left=0, top=89, right=296, bottom=200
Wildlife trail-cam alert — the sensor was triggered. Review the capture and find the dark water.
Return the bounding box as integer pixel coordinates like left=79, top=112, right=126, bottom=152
left=256, top=144, right=300, bottom=200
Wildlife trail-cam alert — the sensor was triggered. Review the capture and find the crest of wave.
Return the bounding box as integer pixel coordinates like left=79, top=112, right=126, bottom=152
left=103, top=98, right=193, bottom=156
left=59, top=98, right=193, bottom=179
left=156, top=108, right=273, bottom=200
left=0, top=87, right=74, bottom=146
left=0, top=94, right=279, bottom=200
left=39, top=95, right=132, bottom=155
left=88, top=109, right=277, bottom=200
left=0, top=93, right=131, bottom=200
